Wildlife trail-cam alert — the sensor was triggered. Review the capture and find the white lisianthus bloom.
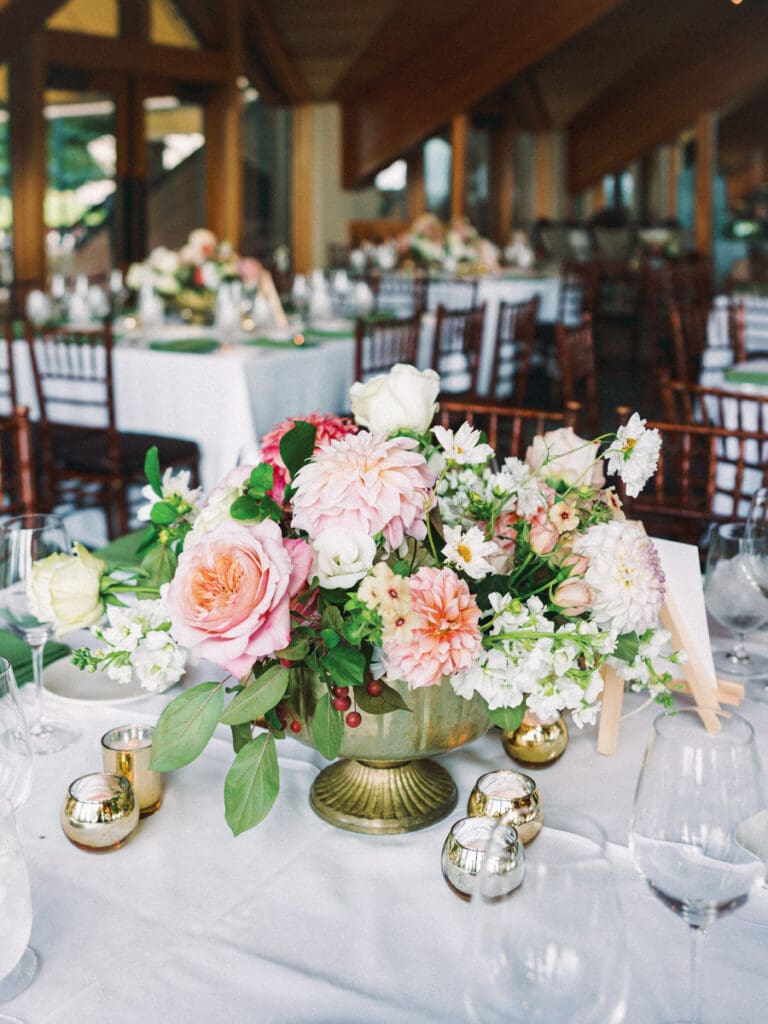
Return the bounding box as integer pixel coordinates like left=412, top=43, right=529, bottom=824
left=312, top=528, right=376, bottom=590
left=28, top=543, right=107, bottom=637
left=154, top=274, right=180, bottom=297
left=137, top=467, right=202, bottom=524
left=573, top=521, right=665, bottom=635
left=432, top=421, right=493, bottom=466
left=349, top=364, right=440, bottom=435
left=148, top=246, right=180, bottom=276
left=442, top=525, right=500, bottom=580
left=186, top=465, right=253, bottom=543
left=603, top=412, right=661, bottom=497
left=525, top=426, right=606, bottom=488
left=125, top=262, right=146, bottom=290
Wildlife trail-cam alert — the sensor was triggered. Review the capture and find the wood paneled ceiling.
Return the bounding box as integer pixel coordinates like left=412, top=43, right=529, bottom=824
left=1, top=0, right=767, bottom=191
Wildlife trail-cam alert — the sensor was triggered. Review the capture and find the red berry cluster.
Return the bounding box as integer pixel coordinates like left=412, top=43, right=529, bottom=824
left=332, top=685, right=361, bottom=728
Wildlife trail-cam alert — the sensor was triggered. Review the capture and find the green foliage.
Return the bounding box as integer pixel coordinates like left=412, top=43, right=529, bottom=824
left=144, top=446, right=163, bottom=498
left=310, top=692, right=344, bottom=760
left=219, top=665, right=290, bottom=725
left=319, top=645, right=367, bottom=688
left=614, top=632, right=640, bottom=664
left=356, top=682, right=411, bottom=715
left=279, top=421, right=317, bottom=480
left=487, top=702, right=527, bottom=732
left=151, top=682, right=224, bottom=771
left=224, top=734, right=280, bottom=835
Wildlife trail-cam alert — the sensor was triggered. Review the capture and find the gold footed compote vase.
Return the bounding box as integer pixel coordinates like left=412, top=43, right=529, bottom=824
left=294, top=678, right=489, bottom=835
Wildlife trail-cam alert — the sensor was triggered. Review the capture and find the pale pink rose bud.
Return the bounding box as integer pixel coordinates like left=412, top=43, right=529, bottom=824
left=529, top=518, right=559, bottom=556
left=561, top=552, right=590, bottom=576
left=553, top=579, right=593, bottom=616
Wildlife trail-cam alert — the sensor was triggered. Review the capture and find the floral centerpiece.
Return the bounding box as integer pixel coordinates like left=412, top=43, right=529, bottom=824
left=31, top=366, right=679, bottom=836
left=397, top=214, right=500, bottom=273
left=126, top=228, right=262, bottom=322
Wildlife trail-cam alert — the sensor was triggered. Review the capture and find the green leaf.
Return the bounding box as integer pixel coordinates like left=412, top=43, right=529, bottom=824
left=320, top=606, right=344, bottom=632
left=279, top=420, right=317, bottom=480
left=230, top=495, right=261, bottom=521
left=149, top=501, right=178, bottom=526
left=248, top=463, right=274, bottom=495
left=614, top=632, right=640, bottom=663
left=144, top=446, right=162, bottom=497
left=356, top=681, right=411, bottom=715
left=230, top=722, right=253, bottom=753
left=275, top=637, right=311, bottom=661
left=219, top=664, right=290, bottom=725
left=150, top=682, right=224, bottom=771
left=311, top=692, right=344, bottom=760
left=139, top=543, right=178, bottom=588
left=224, top=733, right=280, bottom=835
left=320, top=645, right=367, bottom=687
left=488, top=702, right=527, bottom=732
left=136, top=525, right=158, bottom=553
left=320, top=628, right=339, bottom=649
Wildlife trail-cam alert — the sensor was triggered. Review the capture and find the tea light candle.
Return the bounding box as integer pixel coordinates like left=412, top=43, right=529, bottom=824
left=467, top=770, right=544, bottom=844
left=61, top=772, right=139, bottom=852
left=101, top=725, right=163, bottom=817
left=441, top=816, right=525, bottom=901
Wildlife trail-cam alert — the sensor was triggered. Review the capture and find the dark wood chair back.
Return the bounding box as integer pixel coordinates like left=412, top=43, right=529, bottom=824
left=370, top=273, right=427, bottom=317
left=426, top=277, right=478, bottom=312
left=354, top=314, right=420, bottom=382
left=489, top=296, right=540, bottom=404
left=558, top=261, right=600, bottom=324
left=0, top=325, right=17, bottom=418
left=430, top=303, right=486, bottom=398
left=554, top=312, right=599, bottom=435
left=0, top=406, right=36, bottom=516
left=667, top=300, right=739, bottom=384
left=660, top=376, right=768, bottom=431
left=437, top=399, right=581, bottom=458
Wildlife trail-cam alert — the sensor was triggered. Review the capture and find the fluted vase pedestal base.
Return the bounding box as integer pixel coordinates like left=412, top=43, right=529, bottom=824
left=309, top=757, right=458, bottom=835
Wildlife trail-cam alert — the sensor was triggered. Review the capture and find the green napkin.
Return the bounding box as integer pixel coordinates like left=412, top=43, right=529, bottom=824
left=304, top=323, right=354, bottom=340
left=0, top=629, right=71, bottom=687
left=95, top=530, right=147, bottom=571
left=724, top=367, right=768, bottom=385
left=148, top=338, right=221, bottom=353
left=244, top=337, right=318, bottom=349
left=363, top=309, right=398, bottom=323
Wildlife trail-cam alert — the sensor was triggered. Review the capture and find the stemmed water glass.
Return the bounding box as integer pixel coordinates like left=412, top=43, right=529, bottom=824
left=629, top=711, right=766, bottom=1024
left=0, top=515, right=78, bottom=754
left=703, top=521, right=768, bottom=676
left=464, top=809, right=629, bottom=1023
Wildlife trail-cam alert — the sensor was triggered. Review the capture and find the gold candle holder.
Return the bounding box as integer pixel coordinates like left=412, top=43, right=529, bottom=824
left=441, top=816, right=525, bottom=901
left=101, top=725, right=163, bottom=817
left=502, top=710, right=569, bottom=766
left=467, top=770, right=543, bottom=844
left=61, top=772, right=139, bottom=852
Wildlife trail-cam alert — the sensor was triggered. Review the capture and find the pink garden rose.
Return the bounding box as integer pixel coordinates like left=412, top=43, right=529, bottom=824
left=260, top=412, right=358, bottom=505
left=165, top=518, right=312, bottom=677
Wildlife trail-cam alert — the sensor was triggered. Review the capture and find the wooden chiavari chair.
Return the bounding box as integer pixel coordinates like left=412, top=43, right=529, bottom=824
left=668, top=300, right=743, bottom=385
left=488, top=296, right=540, bottom=404
left=0, top=406, right=36, bottom=516
left=27, top=321, right=201, bottom=539
left=429, top=303, right=486, bottom=399
left=437, top=399, right=581, bottom=458
left=554, top=313, right=599, bottom=436
left=425, top=277, right=479, bottom=312
left=354, top=314, right=420, bottom=382
left=659, top=376, right=768, bottom=431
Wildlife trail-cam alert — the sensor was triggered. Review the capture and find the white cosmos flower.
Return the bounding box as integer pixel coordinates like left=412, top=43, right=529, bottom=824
left=432, top=422, right=493, bottom=465
left=442, top=525, right=500, bottom=580
left=603, top=412, right=661, bottom=497
left=137, top=467, right=202, bottom=523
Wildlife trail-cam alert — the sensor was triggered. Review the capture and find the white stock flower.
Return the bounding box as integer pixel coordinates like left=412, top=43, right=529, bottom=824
left=148, top=246, right=180, bottom=276
left=432, top=421, right=493, bottom=466
left=442, top=525, right=500, bottom=580
left=349, top=364, right=440, bottom=435
left=137, top=467, right=202, bottom=523
left=603, top=413, right=661, bottom=497
left=311, top=528, right=376, bottom=589
left=573, top=521, right=665, bottom=635
left=94, top=599, right=187, bottom=692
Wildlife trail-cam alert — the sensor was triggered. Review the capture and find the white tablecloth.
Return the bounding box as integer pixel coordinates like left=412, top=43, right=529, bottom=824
left=11, top=336, right=356, bottom=492
left=8, top=647, right=768, bottom=1022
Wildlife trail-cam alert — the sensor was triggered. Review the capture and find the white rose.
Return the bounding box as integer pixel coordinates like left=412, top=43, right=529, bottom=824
left=312, top=529, right=376, bottom=590
left=525, top=426, right=605, bottom=488
left=28, top=543, right=107, bottom=637
left=350, top=364, right=440, bottom=435
left=149, top=246, right=179, bottom=276
left=200, top=261, right=221, bottom=291
left=125, top=262, right=146, bottom=290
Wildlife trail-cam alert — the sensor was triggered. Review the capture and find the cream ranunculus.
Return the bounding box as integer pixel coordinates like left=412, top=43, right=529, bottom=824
left=525, top=426, right=606, bottom=488
left=350, top=364, right=440, bottom=435
left=28, top=543, right=107, bottom=637
left=311, top=528, right=376, bottom=590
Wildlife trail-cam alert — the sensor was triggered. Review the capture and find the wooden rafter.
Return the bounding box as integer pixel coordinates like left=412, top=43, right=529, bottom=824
left=0, top=0, right=66, bottom=64
left=568, top=0, right=768, bottom=194
left=173, top=0, right=224, bottom=49
left=339, top=0, right=623, bottom=187
left=242, top=0, right=311, bottom=104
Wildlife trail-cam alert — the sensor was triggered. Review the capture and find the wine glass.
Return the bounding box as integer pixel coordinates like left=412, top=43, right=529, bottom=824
left=0, top=515, right=78, bottom=754
left=464, top=809, right=629, bottom=1023
left=0, top=659, right=33, bottom=811
left=0, top=798, right=35, bottom=1013
left=703, top=521, right=768, bottom=676
left=629, top=711, right=766, bottom=1024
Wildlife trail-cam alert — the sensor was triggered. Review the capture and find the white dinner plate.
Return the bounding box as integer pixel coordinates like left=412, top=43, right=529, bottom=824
left=43, top=657, right=173, bottom=704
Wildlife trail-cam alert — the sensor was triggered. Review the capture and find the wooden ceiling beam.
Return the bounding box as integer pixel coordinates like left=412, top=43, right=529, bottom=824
left=567, top=1, right=768, bottom=194
left=45, top=29, right=231, bottom=84
left=0, top=0, right=66, bottom=63
left=242, top=0, right=311, bottom=104
left=173, top=0, right=224, bottom=49
left=340, top=0, right=623, bottom=188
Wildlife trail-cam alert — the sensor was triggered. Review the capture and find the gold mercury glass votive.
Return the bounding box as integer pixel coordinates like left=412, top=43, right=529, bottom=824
left=101, top=724, right=163, bottom=817
left=467, top=770, right=543, bottom=844
left=61, top=772, right=139, bottom=852
left=502, top=710, right=569, bottom=766
left=441, top=816, right=525, bottom=901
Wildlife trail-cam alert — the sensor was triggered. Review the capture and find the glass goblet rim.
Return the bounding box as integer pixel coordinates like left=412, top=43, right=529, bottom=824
left=0, top=513, right=67, bottom=535
left=652, top=709, right=755, bottom=748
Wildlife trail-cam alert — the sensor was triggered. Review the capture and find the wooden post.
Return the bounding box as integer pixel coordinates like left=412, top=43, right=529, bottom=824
left=204, top=0, right=243, bottom=248
left=749, top=148, right=765, bottom=191
left=533, top=132, right=558, bottom=220
left=115, top=77, right=148, bottom=267
left=489, top=113, right=515, bottom=245
left=291, top=104, right=314, bottom=274
left=119, top=0, right=150, bottom=40
left=9, top=32, right=48, bottom=284
left=666, top=141, right=681, bottom=220
left=450, top=113, right=468, bottom=220
left=406, top=147, right=425, bottom=223
left=694, top=112, right=716, bottom=254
